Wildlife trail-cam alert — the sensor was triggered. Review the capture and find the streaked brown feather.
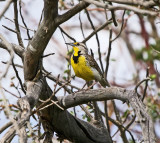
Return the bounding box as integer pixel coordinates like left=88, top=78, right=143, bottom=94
left=86, top=54, right=103, bottom=76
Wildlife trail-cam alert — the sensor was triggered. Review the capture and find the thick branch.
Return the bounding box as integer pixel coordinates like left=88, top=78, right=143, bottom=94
left=57, top=87, right=156, bottom=143
left=1, top=78, right=112, bottom=143
left=0, top=41, right=24, bottom=59
left=23, top=0, right=58, bottom=81
left=0, top=79, right=44, bottom=142
left=83, top=0, right=158, bottom=16
left=105, top=0, right=156, bottom=7
left=24, top=0, right=89, bottom=81
left=56, top=1, right=89, bottom=25
left=58, top=87, right=128, bottom=108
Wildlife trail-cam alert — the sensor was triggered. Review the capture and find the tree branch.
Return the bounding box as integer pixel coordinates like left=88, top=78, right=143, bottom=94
left=82, top=20, right=112, bottom=43
left=0, top=79, right=44, bottom=142
left=57, top=87, right=156, bottom=143
left=0, top=0, right=12, bottom=20
left=23, top=0, right=89, bottom=81
left=0, top=34, right=15, bottom=79
left=83, top=0, right=158, bottom=16
left=0, top=41, right=24, bottom=59
left=104, top=0, right=156, bottom=8
left=56, top=1, right=89, bottom=25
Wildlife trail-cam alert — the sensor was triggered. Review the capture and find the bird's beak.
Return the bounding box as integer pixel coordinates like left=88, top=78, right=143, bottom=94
left=65, top=43, right=75, bottom=46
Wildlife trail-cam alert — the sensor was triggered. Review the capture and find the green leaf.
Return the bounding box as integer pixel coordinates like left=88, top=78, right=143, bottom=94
left=63, top=76, right=66, bottom=80
left=149, top=74, right=156, bottom=80
left=67, top=49, right=74, bottom=56
left=86, top=116, right=91, bottom=122
left=126, top=10, right=131, bottom=15
left=82, top=114, right=86, bottom=119
left=64, top=69, right=70, bottom=74
left=111, top=58, right=116, bottom=61
left=122, top=109, right=130, bottom=118
left=70, top=111, right=74, bottom=115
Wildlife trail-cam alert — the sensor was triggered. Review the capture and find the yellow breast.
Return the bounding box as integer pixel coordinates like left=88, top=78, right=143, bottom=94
left=71, top=55, right=94, bottom=81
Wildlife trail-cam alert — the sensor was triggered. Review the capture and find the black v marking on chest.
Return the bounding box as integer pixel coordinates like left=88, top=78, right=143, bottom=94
left=73, top=52, right=82, bottom=64
left=73, top=55, right=80, bottom=63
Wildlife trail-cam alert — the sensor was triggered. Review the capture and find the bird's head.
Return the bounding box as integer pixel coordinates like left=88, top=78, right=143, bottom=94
left=65, top=42, right=88, bottom=56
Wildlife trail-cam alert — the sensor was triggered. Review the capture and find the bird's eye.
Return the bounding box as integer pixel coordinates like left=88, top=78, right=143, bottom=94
left=77, top=43, right=80, bottom=46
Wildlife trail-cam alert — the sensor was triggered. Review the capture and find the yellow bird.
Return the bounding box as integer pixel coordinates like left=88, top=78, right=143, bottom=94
left=66, top=42, right=109, bottom=87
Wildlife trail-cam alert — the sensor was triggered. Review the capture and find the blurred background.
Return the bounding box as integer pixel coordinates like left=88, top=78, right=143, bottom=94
left=0, top=0, right=160, bottom=142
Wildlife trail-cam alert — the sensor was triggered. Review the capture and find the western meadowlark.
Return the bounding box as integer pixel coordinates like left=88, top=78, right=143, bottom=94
left=66, top=42, right=108, bottom=87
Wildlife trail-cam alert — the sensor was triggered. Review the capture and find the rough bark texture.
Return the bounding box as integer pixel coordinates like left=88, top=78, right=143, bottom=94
left=58, top=87, right=156, bottom=143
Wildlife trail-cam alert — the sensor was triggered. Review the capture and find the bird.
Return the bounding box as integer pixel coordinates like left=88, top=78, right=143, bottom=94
left=65, top=42, right=109, bottom=87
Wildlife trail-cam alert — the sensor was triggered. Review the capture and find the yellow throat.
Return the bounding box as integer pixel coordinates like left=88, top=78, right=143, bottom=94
left=71, top=46, right=94, bottom=81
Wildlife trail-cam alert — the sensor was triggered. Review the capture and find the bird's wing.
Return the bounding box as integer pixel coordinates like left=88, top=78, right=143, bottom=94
left=86, top=55, right=103, bottom=76
left=86, top=54, right=109, bottom=87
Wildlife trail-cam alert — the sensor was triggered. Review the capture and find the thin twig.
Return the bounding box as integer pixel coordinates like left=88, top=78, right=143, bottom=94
left=0, top=104, right=20, bottom=110
left=155, top=63, right=160, bottom=76
left=82, top=20, right=112, bottom=43
left=85, top=9, right=104, bottom=73
left=42, top=53, right=55, bottom=58
left=142, top=67, right=150, bottom=101
left=53, top=74, right=60, bottom=93
left=108, top=2, right=118, bottom=27
left=0, top=83, right=22, bottom=140
left=12, top=60, right=26, bottom=94
left=111, top=10, right=126, bottom=42
left=104, top=101, right=110, bottom=134
left=42, top=68, right=80, bottom=91
left=59, top=26, right=69, bottom=52
left=39, top=100, right=64, bottom=111
left=79, top=12, right=86, bottom=40
left=51, top=100, right=64, bottom=110
left=2, top=61, right=23, bottom=68
left=13, top=0, right=24, bottom=48
left=19, top=0, right=31, bottom=40
left=26, top=121, right=33, bottom=136
left=59, top=26, right=76, bottom=42
left=0, top=0, right=12, bottom=20
left=112, top=100, right=128, bottom=142
left=2, top=87, right=20, bottom=98
left=104, top=29, right=112, bottom=79
left=135, top=77, right=151, bottom=93
left=32, top=76, right=70, bottom=115
left=39, top=102, right=55, bottom=111
left=4, top=16, right=35, bottom=32
left=80, top=104, right=94, bottom=121
left=73, top=107, right=77, bottom=117
left=59, top=26, right=72, bottom=81
left=0, top=34, right=14, bottom=80
left=126, top=115, right=136, bottom=129
left=101, top=110, right=133, bottom=140
left=54, top=79, right=72, bottom=94
left=2, top=25, right=18, bottom=34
